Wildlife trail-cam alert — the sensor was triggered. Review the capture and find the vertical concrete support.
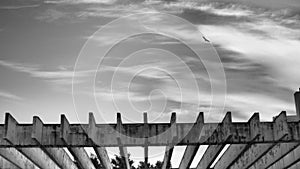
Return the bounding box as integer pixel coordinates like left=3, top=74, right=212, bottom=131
left=0, top=148, right=39, bottom=169
left=144, top=113, right=149, bottom=169
left=60, top=114, right=96, bottom=169
left=117, top=113, right=130, bottom=169
left=196, top=112, right=232, bottom=169
left=162, top=113, right=176, bottom=169
left=214, top=113, right=260, bottom=169
left=178, top=112, right=204, bottom=169
left=229, top=111, right=289, bottom=169
left=0, top=155, right=19, bottom=169
left=295, top=89, right=300, bottom=119
left=89, top=113, right=112, bottom=169
left=32, top=116, right=79, bottom=169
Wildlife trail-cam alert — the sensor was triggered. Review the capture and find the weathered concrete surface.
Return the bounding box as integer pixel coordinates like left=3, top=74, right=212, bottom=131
left=60, top=114, right=95, bottom=169
left=4, top=114, right=60, bottom=169
left=0, top=111, right=300, bottom=147
left=94, top=147, right=112, bottom=169
left=144, top=113, right=149, bottom=169
left=214, top=113, right=260, bottom=169
left=162, top=113, right=176, bottom=169
left=0, top=155, right=19, bottom=169
left=179, top=145, right=200, bottom=169
left=269, top=146, right=300, bottom=169
left=0, top=148, right=39, bottom=169
left=248, top=143, right=299, bottom=169
left=162, top=146, right=174, bottom=169
left=288, top=159, right=300, bottom=169
left=88, top=113, right=112, bottom=169
left=179, top=112, right=204, bottom=169
left=3, top=111, right=300, bottom=147
left=268, top=145, right=300, bottom=169
left=117, top=113, right=130, bottom=169
left=196, top=112, right=232, bottom=169
left=214, top=144, right=246, bottom=169
left=229, top=111, right=289, bottom=169
left=44, top=148, right=79, bottom=169
left=0, top=89, right=300, bottom=169
left=69, top=147, right=95, bottom=169
left=32, top=116, right=79, bottom=169
left=18, top=148, right=60, bottom=169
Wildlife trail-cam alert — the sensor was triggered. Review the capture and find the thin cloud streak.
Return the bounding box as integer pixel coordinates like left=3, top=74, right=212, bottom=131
left=0, top=91, right=22, bottom=101
left=0, top=4, right=40, bottom=10
left=0, top=60, right=94, bottom=85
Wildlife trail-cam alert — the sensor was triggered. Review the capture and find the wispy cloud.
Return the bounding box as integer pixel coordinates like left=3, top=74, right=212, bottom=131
left=0, top=91, right=22, bottom=101
left=44, top=0, right=117, bottom=5
left=35, top=9, right=68, bottom=22
left=0, top=4, right=40, bottom=10
left=163, top=2, right=254, bottom=17
left=0, top=60, right=93, bottom=86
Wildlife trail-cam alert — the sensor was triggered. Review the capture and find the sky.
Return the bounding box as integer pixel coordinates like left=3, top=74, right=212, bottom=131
left=0, top=0, right=300, bottom=167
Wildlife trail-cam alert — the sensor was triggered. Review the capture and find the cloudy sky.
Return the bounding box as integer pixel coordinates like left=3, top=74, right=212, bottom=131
left=0, top=0, right=300, bottom=167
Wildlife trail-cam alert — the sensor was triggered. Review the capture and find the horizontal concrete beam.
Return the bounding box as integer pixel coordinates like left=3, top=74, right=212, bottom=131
left=0, top=111, right=299, bottom=147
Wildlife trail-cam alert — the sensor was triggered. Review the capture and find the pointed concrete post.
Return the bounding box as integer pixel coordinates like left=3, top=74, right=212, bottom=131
left=144, top=113, right=149, bottom=169
left=295, top=88, right=300, bottom=119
